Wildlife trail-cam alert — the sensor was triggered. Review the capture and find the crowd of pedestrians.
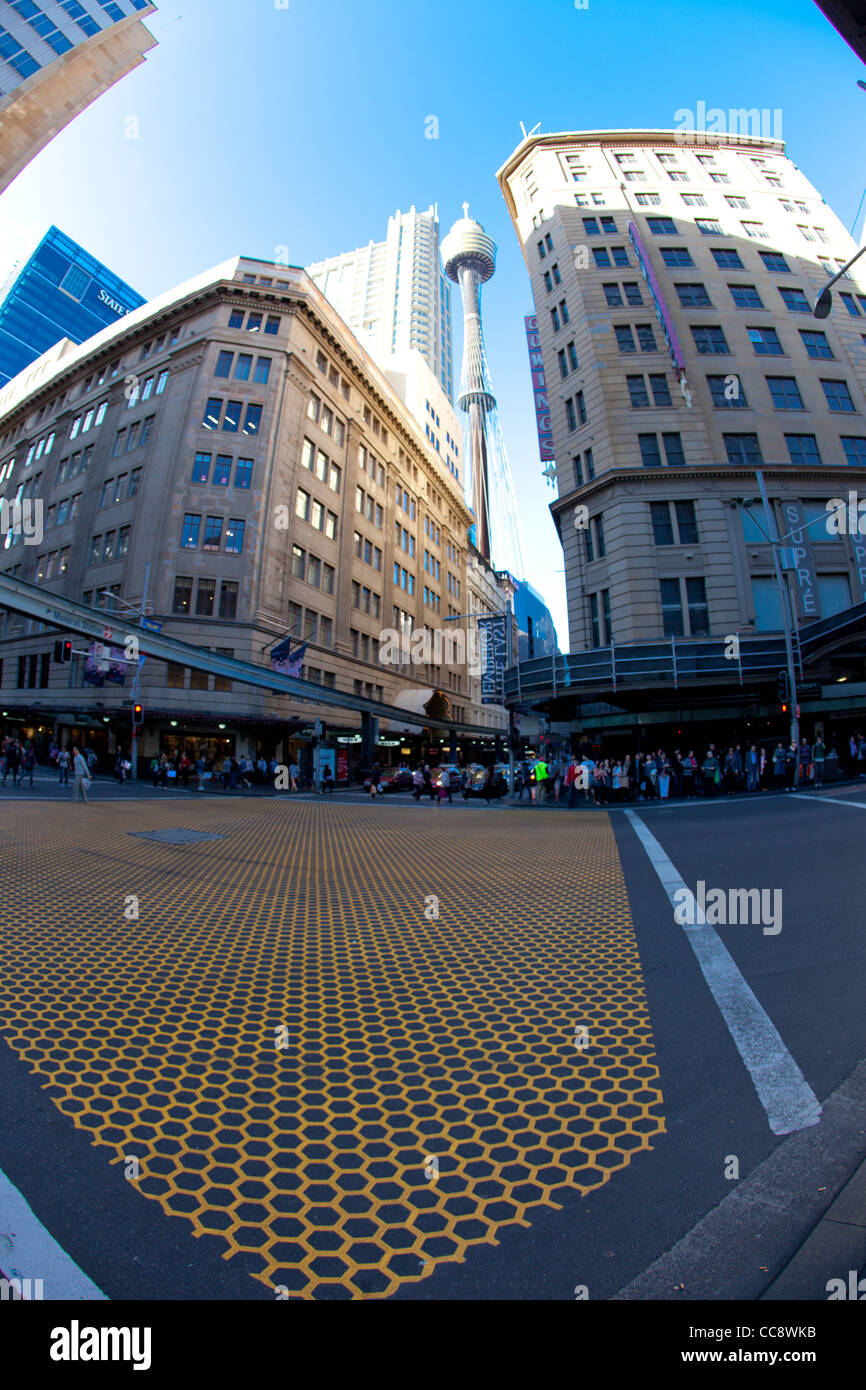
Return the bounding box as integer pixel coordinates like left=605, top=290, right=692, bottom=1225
left=0, top=736, right=37, bottom=788
left=536, top=733, right=859, bottom=807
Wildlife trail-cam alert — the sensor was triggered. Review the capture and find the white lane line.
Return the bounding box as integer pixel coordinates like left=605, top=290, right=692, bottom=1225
left=623, top=810, right=822, bottom=1137
left=0, top=1167, right=106, bottom=1299
left=797, top=795, right=866, bottom=811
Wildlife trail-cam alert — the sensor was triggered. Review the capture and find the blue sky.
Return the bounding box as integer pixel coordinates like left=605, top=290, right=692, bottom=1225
left=0, top=0, right=863, bottom=647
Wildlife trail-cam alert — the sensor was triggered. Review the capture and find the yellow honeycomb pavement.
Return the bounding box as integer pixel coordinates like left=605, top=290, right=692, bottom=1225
left=0, top=799, right=665, bottom=1298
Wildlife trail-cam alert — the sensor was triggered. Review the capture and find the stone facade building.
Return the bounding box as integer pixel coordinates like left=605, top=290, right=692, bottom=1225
left=0, top=257, right=486, bottom=773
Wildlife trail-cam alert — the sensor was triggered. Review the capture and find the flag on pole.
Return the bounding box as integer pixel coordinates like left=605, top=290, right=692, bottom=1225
left=270, top=637, right=308, bottom=678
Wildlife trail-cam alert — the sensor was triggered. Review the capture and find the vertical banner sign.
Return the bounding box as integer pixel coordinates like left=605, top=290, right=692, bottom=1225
left=524, top=316, right=556, bottom=461
left=781, top=501, right=819, bottom=620
left=478, top=614, right=508, bottom=704
left=849, top=530, right=866, bottom=603
left=627, top=223, right=689, bottom=393
left=336, top=750, right=349, bottom=782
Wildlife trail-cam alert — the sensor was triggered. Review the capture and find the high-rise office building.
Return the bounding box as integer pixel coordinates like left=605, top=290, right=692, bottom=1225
left=498, top=129, right=866, bottom=650
left=0, top=0, right=157, bottom=195
left=307, top=206, right=455, bottom=405
left=0, top=224, right=145, bottom=387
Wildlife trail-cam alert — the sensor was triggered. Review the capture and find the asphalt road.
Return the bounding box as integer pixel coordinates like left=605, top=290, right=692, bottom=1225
left=1, top=783, right=864, bottom=1302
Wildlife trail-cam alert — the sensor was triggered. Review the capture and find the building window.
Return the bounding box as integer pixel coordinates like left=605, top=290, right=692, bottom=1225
left=192, top=452, right=211, bottom=484
left=779, top=287, right=810, bottom=313
left=181, top=514, right=201, bottom=548
left=173, top=576, right=193, bottom=615
left=841, top=437, right=866, bottom=466
left=628, top=376, right=650, bottom=408
left=785, top=434, right=822, bottom=466
left=724, top=434, right=763, bottom=465
left=215, top=351, right=233, bottom=377
left=639, top=434, right=662, bottom=467
left=651, top=502, right=675, bottom=545
left=759, top=251, right=790, bottom=273
left=225, top=520, right=245, bottom=554
left=800, top=330, right=833, bottom=359
left=212, top=455, right=231, bottom=485
left=615, top=326, right=637, bottom=355
left=647, top=217, right=678, bottom=235
left=748, top=326, right=783, bottom=356
left=604, top=284, right=623, bottom=307
left=195, top=578, right=216, bottom=617
left=692, top=326, right=729, bottom=355
left=767, top=376, right=804, bottom=410
left=219, top=582, right=238, bottom=619
left=203, top=398, right=222, bottom=430
left=235, top=458, right=253, bottom=489
left=291, top=546, right=305, bottom=579
left=296, top=488, right=310, bottom=521
left=711, top=248, right=744, bottom=270
left=202, top=517, right=223, bottom=550
left=708, top=375, right=749, bottom=408
left=821, top=379, right=855, bottom=413
left=234, top=353, right=253, bottom=381
left=661, top=248, right=694, bottom=267
left=254, top=357, right=271, bottom=384
left=660, top=578, right=684, bottom=636
left=676, top=283, right=712, bottom=307
left=729, top=284, right=763, bottom=309
left=686, top=577, right=709, bottom=634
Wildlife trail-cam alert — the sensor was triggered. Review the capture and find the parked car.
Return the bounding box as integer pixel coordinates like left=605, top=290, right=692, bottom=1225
left=462, top=764, right=508, bottom=800
left=363, top=768, right=413, bottom=794
left=430, top=764, right=461, bottom=789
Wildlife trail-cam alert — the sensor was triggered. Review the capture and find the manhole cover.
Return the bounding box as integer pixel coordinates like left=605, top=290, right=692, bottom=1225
left=128, top=828, right=225, bottom=845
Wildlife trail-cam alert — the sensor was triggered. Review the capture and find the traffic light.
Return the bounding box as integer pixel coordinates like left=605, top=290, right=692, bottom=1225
left=777, top=670, right=789, bottom=709
left=53, top=639, right=72, bottom=663
left=132, top=704, right=143, bottom=727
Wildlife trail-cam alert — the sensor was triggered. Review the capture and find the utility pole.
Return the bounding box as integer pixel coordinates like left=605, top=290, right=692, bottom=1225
left=755, top=473, right=799, bottom=749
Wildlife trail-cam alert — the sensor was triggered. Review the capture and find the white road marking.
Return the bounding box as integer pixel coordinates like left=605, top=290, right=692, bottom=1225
left=797, top=795, right=866, bottom=811
left=624, top=810, right=822, bottom=1136
left=0, top=1167, right=106, bottom=1299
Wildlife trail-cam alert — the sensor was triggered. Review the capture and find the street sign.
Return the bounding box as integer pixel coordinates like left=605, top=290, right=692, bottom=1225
left=314, top=719, right=323, bottom=736
left=141, top=618, right=162, bottom=633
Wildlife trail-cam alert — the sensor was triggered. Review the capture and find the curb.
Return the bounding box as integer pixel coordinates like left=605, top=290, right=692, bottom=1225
left=760, top=1156, right=866, bottom=1300
left=612, top=1059, right=866, bottom=1301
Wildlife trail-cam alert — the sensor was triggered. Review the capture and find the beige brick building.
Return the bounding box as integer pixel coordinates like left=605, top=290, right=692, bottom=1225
left=0, top=0, right=157, bottom=195
left=0, top=257, right=488, bottom=774
left=497, top=130, right=866, bottom=670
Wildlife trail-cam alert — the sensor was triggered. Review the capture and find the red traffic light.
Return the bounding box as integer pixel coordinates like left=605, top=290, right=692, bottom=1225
left=132, top=704, right=144, bottom=726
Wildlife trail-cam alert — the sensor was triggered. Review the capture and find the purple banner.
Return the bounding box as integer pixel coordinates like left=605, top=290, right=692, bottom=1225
left=524, top=316, right=556, bottom=462
left=627, top=223, right=687, bottom=373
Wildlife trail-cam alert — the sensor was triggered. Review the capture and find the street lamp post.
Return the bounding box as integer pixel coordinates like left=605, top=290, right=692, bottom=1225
left=813, top=242, right=866, bottom=318
left=753, top=472, right=800, bottom=749
left=99, top=563, right=151, bottom=781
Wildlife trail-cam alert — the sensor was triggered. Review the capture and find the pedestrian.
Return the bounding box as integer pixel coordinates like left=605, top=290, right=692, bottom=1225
left=20, top=745, right=36, bottom=788
left=423, top=765, right=435, bottom=801
left=701, top=749, right=720, bottom=797
left=772, top=742, right=787, bottom=792
left=439, top=767, right=452, bottom=803
left=785, top=741, right=798, bottom=791
left=289, top=761, right=300, bottom=792
left=482, top=765, right=497, bottom=806
left=681, top=751, right=697, bottom=798
left=813, top=734, right=826, bottom=786
left=797, top=736, right=812, bottom=790
left=565, top=757, right=579, bottom=808
left=745, top=745, right=760, bottom=792
left=321, top=765, right=334, bottom=793
left=71, top=745, right=91, bottom=803
left=534, top=755, right=549, bottom=804
left=57, top=746, right=71, bottom=785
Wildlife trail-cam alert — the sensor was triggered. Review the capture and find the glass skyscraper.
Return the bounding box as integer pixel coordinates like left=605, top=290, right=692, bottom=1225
left=0, top=225, right=145, bottom=387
